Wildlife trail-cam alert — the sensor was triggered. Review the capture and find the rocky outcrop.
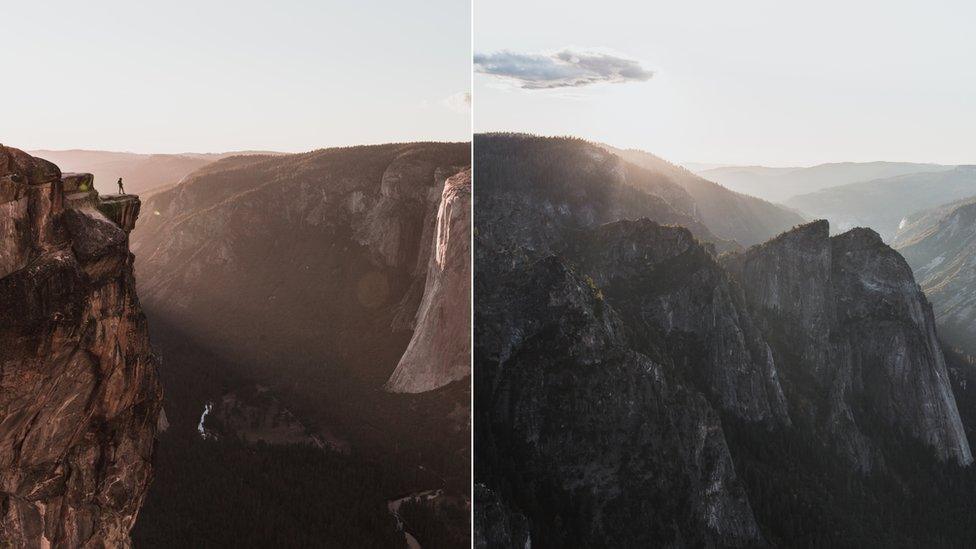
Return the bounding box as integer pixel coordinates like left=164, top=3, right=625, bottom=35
left=0, top=148, right=61, bottom=278
left=475, top=245, right=763, bottom=547
left=0, top=146, right=161, bottom=547
left=724, top=221, right=972, bottom=470
left=385, top=168, right=471, bottom=393
left=569, top=219, right=789, bottom=426
left=97, top=195, right=141, bottom=232
left=200, top=387, right=349, bottom=453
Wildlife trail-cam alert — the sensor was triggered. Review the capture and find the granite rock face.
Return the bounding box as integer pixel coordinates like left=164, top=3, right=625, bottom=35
left=385, top=168, right=471, bottom=393
left=569, top=219, right=789, bottom=426
left=724, top=221, right=972, bottom=470
left=97, top=195, right=142, bottom=233
left=0, top=146, right=161, bottom=547
left=475, top=246, right=763, bottom=547
left=0, top=147, right=62, bottom=279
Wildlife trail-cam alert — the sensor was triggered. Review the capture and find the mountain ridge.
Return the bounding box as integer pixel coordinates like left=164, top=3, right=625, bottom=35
left=786, top=166, right=976, bottom=239
left=606, top=145, right=806, bottom=246
left=697, top=161, right=955, bottom=203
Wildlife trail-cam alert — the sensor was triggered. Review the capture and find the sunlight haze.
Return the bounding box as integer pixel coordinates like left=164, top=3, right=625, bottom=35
left=1, top=0, right=470, bottom=153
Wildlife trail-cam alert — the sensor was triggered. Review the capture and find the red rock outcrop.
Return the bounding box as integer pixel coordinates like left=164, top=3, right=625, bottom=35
left=0, top=145, right=161, bottom=547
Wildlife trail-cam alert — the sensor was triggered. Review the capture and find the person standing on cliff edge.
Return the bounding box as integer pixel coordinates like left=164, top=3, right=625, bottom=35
left=117, top=177, right=125, bottom=195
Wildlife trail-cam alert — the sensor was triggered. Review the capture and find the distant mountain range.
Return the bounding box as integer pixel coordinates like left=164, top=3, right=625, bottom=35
left=694, top=162, right=955, bottom=203
left=787, top=166, right=976, bottom=240
left=28, top=149, right=283, bottom=196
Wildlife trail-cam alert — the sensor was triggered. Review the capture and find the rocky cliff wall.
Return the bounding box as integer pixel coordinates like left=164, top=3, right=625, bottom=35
left=724, top=221, right=972, bottom=470
left=385, top=168, right=471, bottom=393
left=0, top=146, right=161, bottom=547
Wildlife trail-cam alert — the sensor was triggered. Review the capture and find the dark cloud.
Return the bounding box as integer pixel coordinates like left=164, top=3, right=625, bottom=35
left=473, top=49, right=653, bottom=89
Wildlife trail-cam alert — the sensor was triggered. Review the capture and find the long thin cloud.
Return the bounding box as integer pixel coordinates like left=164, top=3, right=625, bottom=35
left=474, top=49, right=653, bottom=89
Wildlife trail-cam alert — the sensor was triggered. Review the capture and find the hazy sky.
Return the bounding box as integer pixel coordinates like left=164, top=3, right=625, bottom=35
left=475, top=0, right=976, bottom=166
left=1, top=0, right=470, bottom=153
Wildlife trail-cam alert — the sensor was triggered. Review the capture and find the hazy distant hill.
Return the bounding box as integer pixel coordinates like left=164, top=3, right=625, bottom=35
left=786, top=166, right=976, bottom=240
left=894, top=194, right=976, bottom=355
left=692, top=165, right=798, bottom=199
left=697, top=162, right=953, bottom=203
left=29, top=149, right=281, bottom=195
left=608, top=147, right=805, bottom=246
left=679, top=162, right=736, bottom=173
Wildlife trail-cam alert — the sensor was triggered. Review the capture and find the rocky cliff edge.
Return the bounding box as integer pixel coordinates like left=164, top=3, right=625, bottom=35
left=1, top=145, right=161, bottom=547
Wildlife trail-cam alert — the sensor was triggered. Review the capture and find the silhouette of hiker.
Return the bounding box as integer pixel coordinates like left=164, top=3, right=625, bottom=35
left=117, top=177, right=125, bottom=195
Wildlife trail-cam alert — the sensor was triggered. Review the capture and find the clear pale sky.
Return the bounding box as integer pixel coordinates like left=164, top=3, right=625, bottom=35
left=1, top=0, right=470, bottom=153
left=475, top=0, right=976, bottom=166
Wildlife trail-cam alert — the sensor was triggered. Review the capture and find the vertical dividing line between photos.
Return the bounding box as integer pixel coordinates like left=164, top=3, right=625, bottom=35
left=468, top=0, right=475, bottom=538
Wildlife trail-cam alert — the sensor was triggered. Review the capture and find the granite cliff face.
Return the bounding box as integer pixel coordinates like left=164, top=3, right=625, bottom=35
left=0, top=146, right=161, bottom=547
left=475, top=242, right=762, bottom=547
left=724, top=221, right=972, bottom=471
left=474, top=134, right=975, bottom=547
left=569, top=219, right=789, bottom=426
left=385, top=168, right=471, bottom=393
